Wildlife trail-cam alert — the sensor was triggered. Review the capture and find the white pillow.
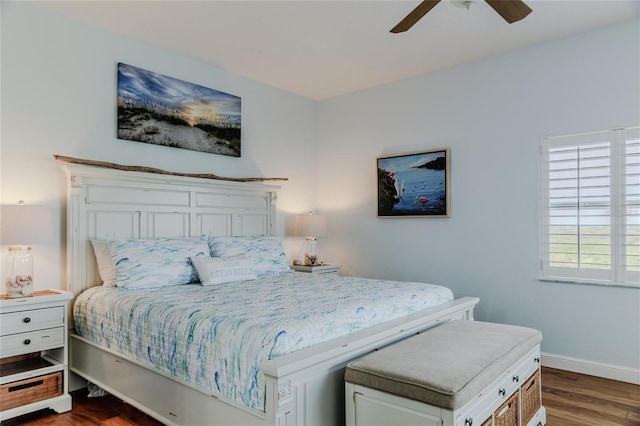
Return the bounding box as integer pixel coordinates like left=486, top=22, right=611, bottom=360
left=191, top=255, right=257, bottom=286
left=91, top=240, right=117, bottom=287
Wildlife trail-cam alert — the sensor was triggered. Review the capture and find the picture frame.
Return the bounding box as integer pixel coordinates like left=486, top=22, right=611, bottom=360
left=377, top=148, right=450, bottom=218
left=117, top=63, right=242, bottom=157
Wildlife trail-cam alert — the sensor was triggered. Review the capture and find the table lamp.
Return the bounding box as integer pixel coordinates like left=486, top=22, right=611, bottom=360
left=1, top=201, right=53, bottom=298
left=295, top=213, right=327, bottom=266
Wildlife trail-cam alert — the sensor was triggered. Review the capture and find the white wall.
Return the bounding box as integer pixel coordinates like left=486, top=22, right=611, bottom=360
left=0, top=2, right=318, bottom=290
left=316, top=19, right=640, bottom=374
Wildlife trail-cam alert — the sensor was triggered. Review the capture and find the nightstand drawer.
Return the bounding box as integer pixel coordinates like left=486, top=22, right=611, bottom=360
left=0, top=307, right=64, bottom=336
left=0, top=328, right=64, bottom=358
left=0, top=371, right=62, bottom=411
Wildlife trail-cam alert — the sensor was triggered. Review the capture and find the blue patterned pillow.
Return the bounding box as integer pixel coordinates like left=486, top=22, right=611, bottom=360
left=207, top=236, right=291, bottom=278
left=105, top=236, right=209, bottom=290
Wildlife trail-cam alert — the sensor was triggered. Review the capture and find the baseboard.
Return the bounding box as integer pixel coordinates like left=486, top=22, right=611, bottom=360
left=542, top=352, right=640, bottom=385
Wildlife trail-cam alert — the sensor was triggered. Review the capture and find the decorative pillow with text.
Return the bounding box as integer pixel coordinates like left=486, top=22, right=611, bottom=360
left=191, top=255, right=257, bottom=286
left=207, top=236, right=292, bottom=278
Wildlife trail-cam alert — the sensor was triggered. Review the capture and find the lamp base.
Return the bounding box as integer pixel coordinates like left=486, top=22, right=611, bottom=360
left=304, top=253, right=318, bottom=267
left=298, top=236, right=320, bottom=266
left=3, top=283, right=33, bottom=298
left=4, top=245, right=34, bottom=298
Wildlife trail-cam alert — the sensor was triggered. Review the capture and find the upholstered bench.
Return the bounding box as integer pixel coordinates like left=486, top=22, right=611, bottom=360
left=345, top=320, right=546, bottom=426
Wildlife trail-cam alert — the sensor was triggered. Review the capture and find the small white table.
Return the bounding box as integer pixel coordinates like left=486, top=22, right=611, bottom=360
left=293, top=264, right=341, bottom=274
left=0, top=289, right=73, bottom=421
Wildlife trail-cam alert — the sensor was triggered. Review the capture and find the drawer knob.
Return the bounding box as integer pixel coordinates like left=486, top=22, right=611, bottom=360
left=23, top=317, right=31, bottom=323
left=513, top=375, right=519, bottom=383
left=534, top=357, right=540, bottom=364
left=465, top=418, right=473, bottom=426
left=23, top=339, right=31, bottom=345
left=499, top=388, right=506, bottom=396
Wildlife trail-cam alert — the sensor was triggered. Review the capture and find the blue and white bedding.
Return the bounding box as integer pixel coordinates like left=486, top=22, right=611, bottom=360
left=74, top=273, right=453, bottom=411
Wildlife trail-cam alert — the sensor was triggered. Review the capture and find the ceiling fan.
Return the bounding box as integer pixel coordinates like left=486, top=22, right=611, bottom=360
left=390, top=0, right=532, bottom=33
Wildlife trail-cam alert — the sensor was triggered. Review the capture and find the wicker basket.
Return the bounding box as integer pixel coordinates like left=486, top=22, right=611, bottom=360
left=481, top=416, right=494, bottom=426
left=521, top=369, right=541, bottom=424
left=0, top=371, right=62, bottom=411
left=494, top=391, right=519, bottom=426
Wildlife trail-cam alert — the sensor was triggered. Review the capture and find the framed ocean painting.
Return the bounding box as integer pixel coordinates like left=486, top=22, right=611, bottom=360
left=377, top=148, right=450, bottom=218
left=117, top=63, right=242, bottom=157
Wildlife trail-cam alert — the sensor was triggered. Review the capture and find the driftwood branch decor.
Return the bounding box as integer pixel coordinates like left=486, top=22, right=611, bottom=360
left=54, top=155, right=288, bottom=182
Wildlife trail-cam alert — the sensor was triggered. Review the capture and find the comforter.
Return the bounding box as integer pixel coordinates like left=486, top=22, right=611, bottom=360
left=74, top=273, right=453, bottom=411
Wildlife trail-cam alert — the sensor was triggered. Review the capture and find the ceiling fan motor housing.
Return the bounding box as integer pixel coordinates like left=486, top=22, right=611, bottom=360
left=451, top=0, right=476, bottom=10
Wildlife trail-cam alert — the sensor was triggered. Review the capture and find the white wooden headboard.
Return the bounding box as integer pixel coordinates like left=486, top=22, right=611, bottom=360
left=63, top=164, right=280, bottom=298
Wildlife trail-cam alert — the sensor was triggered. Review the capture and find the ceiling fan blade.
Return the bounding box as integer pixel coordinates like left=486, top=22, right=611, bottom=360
left=390, top=0, right=441, bottom=33
left=485, top=0, right=532, bottom=24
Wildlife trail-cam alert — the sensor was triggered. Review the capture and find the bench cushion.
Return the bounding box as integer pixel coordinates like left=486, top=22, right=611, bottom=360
left=344, top=320, right=542, bottom=410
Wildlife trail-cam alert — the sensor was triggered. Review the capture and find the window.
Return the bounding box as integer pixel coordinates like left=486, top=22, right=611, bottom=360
left=539, top=127, right=639, bottom=287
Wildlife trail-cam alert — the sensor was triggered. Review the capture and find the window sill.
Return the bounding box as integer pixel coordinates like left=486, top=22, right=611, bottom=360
left=539, top=277, right=639, bottom=289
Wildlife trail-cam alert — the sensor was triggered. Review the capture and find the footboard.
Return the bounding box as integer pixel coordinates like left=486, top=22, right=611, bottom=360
left=70, top=335, right=274, bottom=425
left=70, top=297, right=478, bottom=426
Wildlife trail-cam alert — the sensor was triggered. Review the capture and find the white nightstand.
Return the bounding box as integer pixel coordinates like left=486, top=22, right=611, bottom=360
left=293, top=264, right=341, bottom=275
left=0, top=289, right=73, bottom=421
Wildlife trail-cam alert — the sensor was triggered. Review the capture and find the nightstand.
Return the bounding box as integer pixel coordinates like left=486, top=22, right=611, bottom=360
left=293, top=264, right=341, bottom=275
left=0, top=289, right=73, bottom=421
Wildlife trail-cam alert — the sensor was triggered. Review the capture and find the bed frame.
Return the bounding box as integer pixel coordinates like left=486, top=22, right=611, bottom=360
left=63, top=164, right=479, bottom=426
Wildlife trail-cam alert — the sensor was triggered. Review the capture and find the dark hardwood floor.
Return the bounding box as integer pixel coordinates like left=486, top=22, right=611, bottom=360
left=0, top=389, right=163, bottom=426
left=2, top=367, right=639, bottom=425
left=542, top=367, right=640, bottom=426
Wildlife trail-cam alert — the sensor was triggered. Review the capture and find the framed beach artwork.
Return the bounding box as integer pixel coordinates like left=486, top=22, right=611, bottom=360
left=377, top=148, right=450, bottom=218
left=117, top=63, right=242, bottom=157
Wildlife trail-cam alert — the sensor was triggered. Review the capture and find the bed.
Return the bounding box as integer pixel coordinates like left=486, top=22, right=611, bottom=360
left=64, top=163, right=479, bottom=426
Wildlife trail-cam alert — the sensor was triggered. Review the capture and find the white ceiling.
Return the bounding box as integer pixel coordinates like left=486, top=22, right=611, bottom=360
left=35, top=0, right=639, bottom=100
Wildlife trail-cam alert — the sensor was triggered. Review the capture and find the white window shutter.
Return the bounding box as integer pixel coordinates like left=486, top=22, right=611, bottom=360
left=540, top=127, right=639, bottom=287
left=622, top=127, right=640, bottom=284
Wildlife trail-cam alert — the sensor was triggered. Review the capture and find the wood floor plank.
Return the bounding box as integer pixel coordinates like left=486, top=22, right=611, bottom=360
left=545, top=408, right=611, bottom=426
left=543, top=383, right=639, bottom=417
left=544, top=371, right=634, bottom=401
left=543, top=391, right=632, bottom=425
left=578, top=372, right=640, bottom=395
left=100, top=417, right=140, bottom=426
left=546, top=413, right=590, bottom=426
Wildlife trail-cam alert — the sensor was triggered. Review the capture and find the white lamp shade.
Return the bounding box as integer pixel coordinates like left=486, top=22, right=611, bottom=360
left=1, top=205, right=54, bottom=245
left=295, top=214, right=327, bottom=237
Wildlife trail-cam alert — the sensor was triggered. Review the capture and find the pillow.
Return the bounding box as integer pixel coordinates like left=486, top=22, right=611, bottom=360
left=103, top=236, right=209, bottom=290
left=91, top=240, right=117, bottom=287
left=207, top=236, right=291, bottom=278
left=191, top=255, right=257, bottom=286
